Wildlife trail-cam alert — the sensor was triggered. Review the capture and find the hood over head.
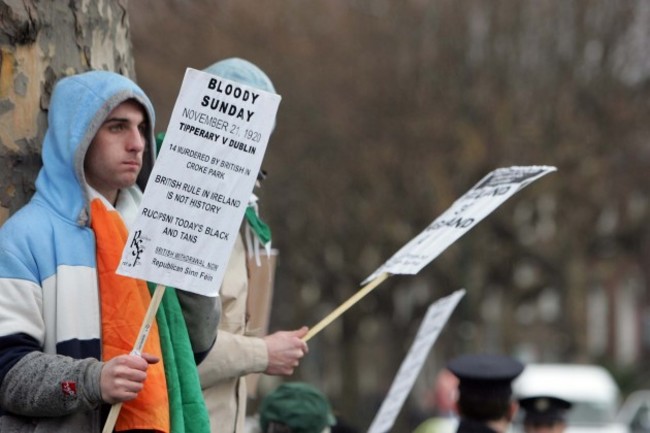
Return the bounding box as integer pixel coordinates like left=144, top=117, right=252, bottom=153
left=203, top=57, right=277, bottom=133
left=203, top=57, right=276, bottom=94
left=34, top=70, right=156, bottom=225
left=202, top=57, right=277, bottom=187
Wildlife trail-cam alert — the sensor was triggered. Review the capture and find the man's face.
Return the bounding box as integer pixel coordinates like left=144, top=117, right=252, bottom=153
left=84, top=100, right=148, bottom=202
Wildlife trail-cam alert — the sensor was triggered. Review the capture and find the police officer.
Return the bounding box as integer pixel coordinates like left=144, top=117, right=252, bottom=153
left=518, top=396, right=572, bottom=433
left=447, top=353, right=525, bottom=433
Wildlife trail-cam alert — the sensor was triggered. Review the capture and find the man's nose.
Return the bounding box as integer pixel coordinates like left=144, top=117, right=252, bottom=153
left=127, top=127, right=146, bottom=152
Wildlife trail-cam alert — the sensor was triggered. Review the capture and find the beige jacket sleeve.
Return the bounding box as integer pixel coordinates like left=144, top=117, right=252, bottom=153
left=198, top=330, right=268, bottom=387
left=197, top=234, right=268, bottom=388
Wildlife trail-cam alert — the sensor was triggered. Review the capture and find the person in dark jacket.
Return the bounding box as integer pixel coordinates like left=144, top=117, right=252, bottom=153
left=447, top=353, right=525, bottom=433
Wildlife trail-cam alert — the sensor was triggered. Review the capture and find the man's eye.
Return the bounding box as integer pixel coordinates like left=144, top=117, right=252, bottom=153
left=108, top=123, right=125, bottom=132
left=138, top=123, right=148, bottom=135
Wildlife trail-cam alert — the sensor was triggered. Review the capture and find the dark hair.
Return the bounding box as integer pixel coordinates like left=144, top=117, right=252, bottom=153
left=457, top=392, right=511, bottom=422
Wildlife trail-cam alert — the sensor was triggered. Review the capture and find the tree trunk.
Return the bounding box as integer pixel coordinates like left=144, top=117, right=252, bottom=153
left=0, top=0, right=135, bottom=223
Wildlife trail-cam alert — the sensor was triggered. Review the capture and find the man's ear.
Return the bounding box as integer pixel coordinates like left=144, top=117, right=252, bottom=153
left=506, top=401, right=519, bottom=422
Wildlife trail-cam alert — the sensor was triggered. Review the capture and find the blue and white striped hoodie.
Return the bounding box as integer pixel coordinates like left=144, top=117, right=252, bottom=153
left=0, top=71, right=219, bottom=432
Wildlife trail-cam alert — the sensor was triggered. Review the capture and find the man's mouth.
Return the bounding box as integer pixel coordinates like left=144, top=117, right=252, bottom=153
left=124, top=160, right=141, bottom=168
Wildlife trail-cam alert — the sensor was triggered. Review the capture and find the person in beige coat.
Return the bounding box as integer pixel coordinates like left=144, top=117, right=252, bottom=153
left=197, top=57, right=309, bottom=433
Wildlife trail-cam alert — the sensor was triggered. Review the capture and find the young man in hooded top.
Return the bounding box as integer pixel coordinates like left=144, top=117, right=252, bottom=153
left=196, top=58, right=309, bottom=433
left=0, top=70, right=220, bottom=432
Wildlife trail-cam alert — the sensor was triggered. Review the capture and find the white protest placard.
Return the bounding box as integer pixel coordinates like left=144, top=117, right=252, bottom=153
left=117, top=68, right=281, bottom=296
left=367, top=289, right=465, bottom=433
left=303, top=165, right=556, bottom=342
left=362, top=166, right=556, bottom=285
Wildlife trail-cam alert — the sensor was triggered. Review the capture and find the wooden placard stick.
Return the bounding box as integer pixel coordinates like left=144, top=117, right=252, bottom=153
left=102, top=283, right=167, bottom=433
left=302, top=272, right=389, bottom=342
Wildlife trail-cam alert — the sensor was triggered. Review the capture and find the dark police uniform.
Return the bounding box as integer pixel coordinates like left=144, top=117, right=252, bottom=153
left=447, top=354, right=525, bottom=433
left=456, top=418, right=502, bottom=433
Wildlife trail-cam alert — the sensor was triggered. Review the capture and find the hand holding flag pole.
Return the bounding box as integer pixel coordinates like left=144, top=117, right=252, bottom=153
left=102, top=284, right=166, bottom=433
